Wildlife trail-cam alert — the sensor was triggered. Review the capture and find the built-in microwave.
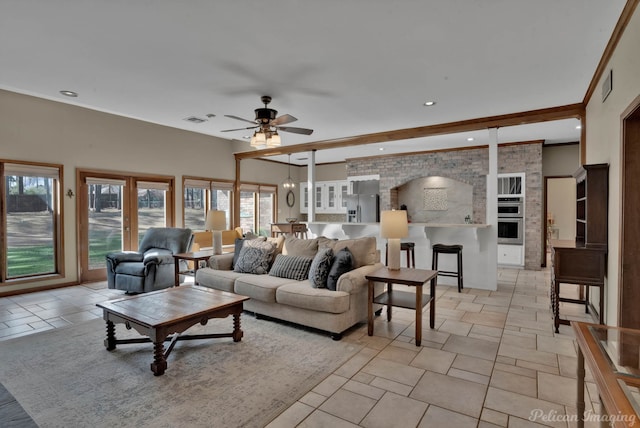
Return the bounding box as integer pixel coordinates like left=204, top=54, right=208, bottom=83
left=498, top=197, right=523, bottom=218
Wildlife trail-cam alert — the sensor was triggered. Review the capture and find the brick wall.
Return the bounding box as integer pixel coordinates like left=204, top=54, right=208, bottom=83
left=498, top=143, right=543, bottom=270
left=347, top=143, right=543, bottom=270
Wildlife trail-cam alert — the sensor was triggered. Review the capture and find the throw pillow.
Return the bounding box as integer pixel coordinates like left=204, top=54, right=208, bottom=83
left=308, top=247, right=334, bottom=288
left=233, top=239, right=276, bottom=275
left=231, top=235, right=267, bottom=268
left=269, top=254, right=313, bottom=281
left=326, top=247, right=354, bottom=291
left=282, top=235, right=319, bottom=258
left=232, top=238, right=245, bottom=268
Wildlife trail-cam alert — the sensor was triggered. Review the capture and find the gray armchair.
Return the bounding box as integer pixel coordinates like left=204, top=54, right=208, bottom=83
left=106, top=227, right=193, bottom=294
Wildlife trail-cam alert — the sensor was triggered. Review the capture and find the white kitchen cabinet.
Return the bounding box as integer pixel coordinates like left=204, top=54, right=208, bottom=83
left=299, top=183, right=309, bottom=214
left=299, top=180, right=348, bottom=214
left=498, top=244, right=524, bottom=266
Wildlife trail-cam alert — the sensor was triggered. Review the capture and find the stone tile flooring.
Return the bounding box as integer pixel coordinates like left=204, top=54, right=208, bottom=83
left=0, top=268, right=603, bottom=427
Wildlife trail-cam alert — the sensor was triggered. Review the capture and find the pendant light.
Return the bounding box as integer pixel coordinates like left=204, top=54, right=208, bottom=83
left=282, top=154, right=295, bottom=189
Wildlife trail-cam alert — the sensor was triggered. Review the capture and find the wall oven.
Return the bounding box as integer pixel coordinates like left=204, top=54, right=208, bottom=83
left=498, top=197, right=523, bottom=245
left=498, top=217, right=523, bottom=245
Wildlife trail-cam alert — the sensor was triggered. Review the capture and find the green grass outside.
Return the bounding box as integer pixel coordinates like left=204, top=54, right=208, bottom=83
left=6, top=246, right=55, bottom=278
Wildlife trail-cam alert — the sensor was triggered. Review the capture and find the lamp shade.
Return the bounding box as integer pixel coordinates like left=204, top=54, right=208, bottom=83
left=380, top=210, right=409, bottom=239
left=205, top=210, right=226, bottom=231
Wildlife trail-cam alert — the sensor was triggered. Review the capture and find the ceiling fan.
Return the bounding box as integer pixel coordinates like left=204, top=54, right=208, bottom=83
left=221, top=96, right=313, bottom=148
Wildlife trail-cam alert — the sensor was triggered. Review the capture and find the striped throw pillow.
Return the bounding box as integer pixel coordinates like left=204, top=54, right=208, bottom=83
left=269, top=254, right=313, bottom=281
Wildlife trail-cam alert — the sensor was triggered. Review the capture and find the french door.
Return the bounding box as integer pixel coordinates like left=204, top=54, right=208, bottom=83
left=77, top=170, right=174, bottom=283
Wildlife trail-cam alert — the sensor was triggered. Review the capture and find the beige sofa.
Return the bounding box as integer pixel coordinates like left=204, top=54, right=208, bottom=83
left=195, top=235, right=384, bottom=340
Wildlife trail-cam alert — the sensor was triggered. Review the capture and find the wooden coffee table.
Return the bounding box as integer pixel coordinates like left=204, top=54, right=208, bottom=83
left=96, top=285, right=249, bottom=376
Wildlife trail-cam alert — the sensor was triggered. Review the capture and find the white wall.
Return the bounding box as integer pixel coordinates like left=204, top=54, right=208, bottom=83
left=0, top=89, right=290, bottom=293
left=585, top=5, right=640, bottom=326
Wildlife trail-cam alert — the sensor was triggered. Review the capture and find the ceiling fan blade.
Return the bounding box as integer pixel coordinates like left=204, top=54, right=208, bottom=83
left=220, top=126, right=257, bottom=132
left=277, top=126, right=314, bottom=135
left=272, top=114, right=297, bottom=126
left=224, top=114, right=257, bottom=125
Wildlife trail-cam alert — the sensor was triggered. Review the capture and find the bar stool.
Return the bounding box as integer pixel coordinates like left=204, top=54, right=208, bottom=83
left=385, top=242, right=416, bottom=268
left=431, top=243, right=463, bottom=292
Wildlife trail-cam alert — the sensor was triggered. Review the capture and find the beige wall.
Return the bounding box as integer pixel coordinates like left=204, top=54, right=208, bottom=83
left=0, top=89, right=291, bottom=293
left=300, top=162, right=348, bottom=182
left=585, top=5, right=640, bottom=326
left=542, top=144, right=580, bottom=177
left=547, top=178, right=576, bottom=241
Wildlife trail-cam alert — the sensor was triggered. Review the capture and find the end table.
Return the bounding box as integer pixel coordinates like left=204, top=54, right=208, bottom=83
left=366, top=267, right=438, bottom=346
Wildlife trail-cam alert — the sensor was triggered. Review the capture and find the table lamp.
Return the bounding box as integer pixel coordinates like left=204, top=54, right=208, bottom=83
left=380, top=210, right=409, bottom=270
left=205, top=210, right=227, bottom=255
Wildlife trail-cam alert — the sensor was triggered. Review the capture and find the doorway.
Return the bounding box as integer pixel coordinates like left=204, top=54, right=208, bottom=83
left=542, top=176, right=576, bottom=266
left=620, top=95, right=640, bottom=328
left=77, top=170, right=174, bottom=283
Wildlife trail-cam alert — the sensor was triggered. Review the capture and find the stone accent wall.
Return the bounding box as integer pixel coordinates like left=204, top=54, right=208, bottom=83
left=347, top=147, right=489, bottom=224
left=498, top=143, right=543, bottom=270
left=347, top=143, right=543, bottom=270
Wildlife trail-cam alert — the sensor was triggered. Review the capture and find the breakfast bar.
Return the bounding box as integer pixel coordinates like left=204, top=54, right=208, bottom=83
left=307, top=222, right=496, bottom=290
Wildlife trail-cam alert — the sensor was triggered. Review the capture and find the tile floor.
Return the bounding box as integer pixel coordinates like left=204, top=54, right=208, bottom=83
left=0, top=268, right=603, bottom=427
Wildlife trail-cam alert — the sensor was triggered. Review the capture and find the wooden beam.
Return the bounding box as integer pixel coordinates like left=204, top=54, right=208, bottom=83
left=234, top=103, right=584, bottom=160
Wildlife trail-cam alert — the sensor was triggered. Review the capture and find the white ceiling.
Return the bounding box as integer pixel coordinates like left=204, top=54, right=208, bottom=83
left=0, top=1, right=627, bottom=165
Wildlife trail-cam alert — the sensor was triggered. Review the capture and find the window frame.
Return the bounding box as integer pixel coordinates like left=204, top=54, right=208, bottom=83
left=0, top=159, right=64, bottom=284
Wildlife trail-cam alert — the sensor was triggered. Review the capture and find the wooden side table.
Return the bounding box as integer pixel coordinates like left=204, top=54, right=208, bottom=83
left=550, top=239, right=606, bottom=333
left=173, top=250, right=214, bottom=286
left=270, top=223, right=308, bottom=238
left=366, top=267, right=438, bottom=346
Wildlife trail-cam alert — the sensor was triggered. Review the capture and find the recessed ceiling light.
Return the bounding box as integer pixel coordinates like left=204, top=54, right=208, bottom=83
left=379, top=147, right=384, bottom=151
left=576, top=125, right=582, bottom=129
left=423, top=101, right=436, bottom=106
left=242, top=135, right=251, bottom=139
left=467, top=137, right=475, bottom=142
left=59, top=90, right=78, bottom=97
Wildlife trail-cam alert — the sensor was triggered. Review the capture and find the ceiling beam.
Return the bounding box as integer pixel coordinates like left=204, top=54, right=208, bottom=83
left=234, top=103, right=584, bottom=160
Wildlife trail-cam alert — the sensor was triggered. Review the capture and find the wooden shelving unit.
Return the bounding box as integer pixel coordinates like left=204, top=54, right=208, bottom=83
left=550, top=163, right=609, bottom=332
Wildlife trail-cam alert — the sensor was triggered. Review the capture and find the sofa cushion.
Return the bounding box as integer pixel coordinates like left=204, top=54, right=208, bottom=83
left=269, top=254, right=313, bottom=281
left=282, top=235, right=318, bottom=258
left=327, top=247, right=354, bottom=291
left=234, top=239, right=276, bottom=275
left=321, top=236, right=376, bottom=268
left=195, top=268, right=247, bottom=293
left=276, top=282, right=350, bottom=314
left=308, top=247, right=334, bottom=288
left=235, top=274, right=296, bottom=303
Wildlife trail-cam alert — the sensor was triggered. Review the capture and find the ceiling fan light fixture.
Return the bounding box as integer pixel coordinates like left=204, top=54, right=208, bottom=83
left=250, top=131, right=263, bottom=148
left=266, top=131, right=281, bottom=148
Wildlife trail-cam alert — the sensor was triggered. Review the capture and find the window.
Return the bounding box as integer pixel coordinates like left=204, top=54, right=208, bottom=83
left=239, top=183, right=277, bottom=236
left=183, top=178, right=233, bottom=231
left=1, top=162, right=62, bottom=281
left=136, top=180, right=169, bottom=244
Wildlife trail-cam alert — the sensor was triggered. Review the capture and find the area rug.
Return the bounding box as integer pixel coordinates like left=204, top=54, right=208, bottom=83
left=0, top=315, right=362, bottom=428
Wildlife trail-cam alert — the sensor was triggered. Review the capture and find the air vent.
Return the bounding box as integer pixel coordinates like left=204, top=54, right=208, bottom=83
left=183, top=116, right=207, bottom=123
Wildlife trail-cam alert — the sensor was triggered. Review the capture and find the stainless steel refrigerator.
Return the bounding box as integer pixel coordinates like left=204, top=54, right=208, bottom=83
left=346, top=193, right=380, bottom=223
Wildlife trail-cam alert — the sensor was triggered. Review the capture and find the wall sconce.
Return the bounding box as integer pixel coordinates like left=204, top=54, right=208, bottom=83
left=66, top=189, right=75, bottom=198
